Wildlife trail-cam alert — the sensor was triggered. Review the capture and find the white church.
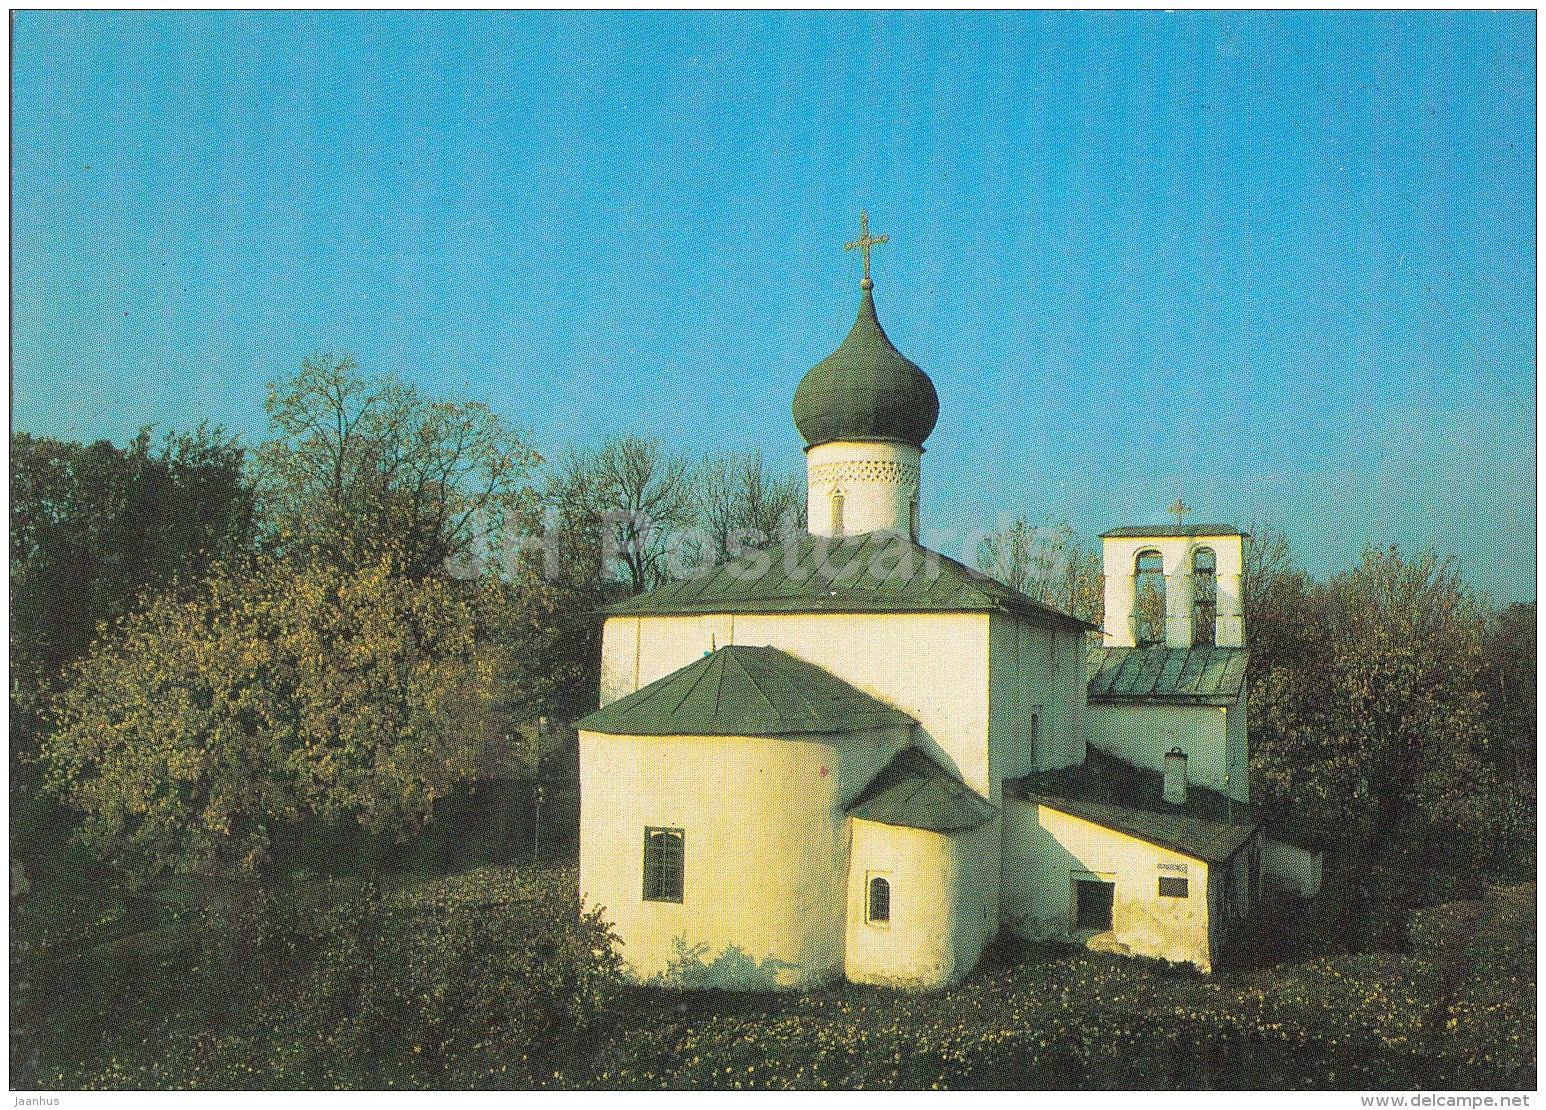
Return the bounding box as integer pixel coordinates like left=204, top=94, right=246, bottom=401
left=577, top=226, right=1321, bottom=989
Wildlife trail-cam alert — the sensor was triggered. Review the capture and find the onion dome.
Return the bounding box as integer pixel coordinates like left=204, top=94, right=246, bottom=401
left=792, top=281, right=940, bottom=450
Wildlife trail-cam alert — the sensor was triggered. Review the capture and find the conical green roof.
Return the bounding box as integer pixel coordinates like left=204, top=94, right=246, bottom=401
left=848, top=747, right=997, bottom=832
left=576, top=644, right=916, bottom=738
left=792, top=284, right=939, bottom=449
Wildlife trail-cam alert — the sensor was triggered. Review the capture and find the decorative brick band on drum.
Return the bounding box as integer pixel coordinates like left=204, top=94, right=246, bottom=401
left=807, top=459, right=920, bottom=491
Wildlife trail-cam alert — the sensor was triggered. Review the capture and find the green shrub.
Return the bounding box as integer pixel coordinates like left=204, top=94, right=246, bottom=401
left=57, top=865, right=623, bottom=1089
left=261, top=866, right=623, bottom=1087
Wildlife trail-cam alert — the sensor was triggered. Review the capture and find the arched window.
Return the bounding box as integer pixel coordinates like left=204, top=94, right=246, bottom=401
left=1192, top=546, right=1217, bottom=646
left=867, top=875, right=890, bottom=923
left=1134, top=550, right=1165, bottom=645
left=831, top=489, right=845, bottom=537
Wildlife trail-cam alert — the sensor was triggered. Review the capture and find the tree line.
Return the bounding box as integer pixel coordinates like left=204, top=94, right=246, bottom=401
left=8, top=353, right=811, bottom=1081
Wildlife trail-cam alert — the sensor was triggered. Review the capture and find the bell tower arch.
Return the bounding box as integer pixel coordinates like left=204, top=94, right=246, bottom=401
left=1100, top=523, right=1247, bottom=648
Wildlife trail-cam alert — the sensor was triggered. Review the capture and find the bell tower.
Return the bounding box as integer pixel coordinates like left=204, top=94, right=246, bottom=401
left=1099, top=516, right=1247, bottom=648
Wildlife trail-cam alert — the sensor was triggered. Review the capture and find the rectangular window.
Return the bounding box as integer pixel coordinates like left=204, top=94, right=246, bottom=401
left=1158, top=876, right=1189, bottom=898
left=643, top=827, right=684, bottom=903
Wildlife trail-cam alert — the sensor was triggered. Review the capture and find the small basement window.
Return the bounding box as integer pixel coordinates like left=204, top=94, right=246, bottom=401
left=643, top=827, right=684, bottom=903
left=868, top=876, right=891, bottom=924
left=1075, top=877, right=1114, bottom=931
left=1158, top=876, right=1189, bottom=899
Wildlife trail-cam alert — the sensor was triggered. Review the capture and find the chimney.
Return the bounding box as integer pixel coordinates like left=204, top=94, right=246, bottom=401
left=1163, top=748, right=1188, bottom=805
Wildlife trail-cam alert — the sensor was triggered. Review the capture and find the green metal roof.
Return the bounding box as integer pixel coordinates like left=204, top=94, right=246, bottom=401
left=575, top=644, right=915, bottom=738
left=792, top=284, right=939, bottom=449
left=1008, top=749, right=1257, bottom=864
left=848, top=747, right=997, bottom=833
left=1086, top=645, right=1250, bottom=704
left=604, top=531, right=1093, bottom=630
left=1099, top=525, right=1248, bottom=539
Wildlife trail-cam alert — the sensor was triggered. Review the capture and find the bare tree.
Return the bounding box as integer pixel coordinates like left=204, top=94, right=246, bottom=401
left=977, top=515, right=1102, bottom=625
left=692, top=450, right=804, bottom=566
left=544, top=434, right=697, bottom=594
left=255, top=353, right=542, bottom=579
left=1242, top=518, right=1298, bottom=620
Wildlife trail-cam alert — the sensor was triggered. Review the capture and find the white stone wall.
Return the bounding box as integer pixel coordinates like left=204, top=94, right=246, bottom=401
left=988, top=613, right=1087, bottom=779
left=805, top=440, right=921, bottom=538
left=591, top=607, right=1107, bottom=988
left=1085, top=701, right=1248, bottom=803
left=599, top=614, right=708, bottom=707
left=1001, top=798, right=1216, bottom=971
left=844, top=817, right=997, bottom=989
left=1264, top=837, right=1323, bottom=897
left=601, top=611, right=996, bottom=799
left=577, top=725, right=910, bottom=988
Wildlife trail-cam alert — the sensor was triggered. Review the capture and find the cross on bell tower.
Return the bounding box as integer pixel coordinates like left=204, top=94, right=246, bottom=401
left=1167, top=499, right=1192, bottom=528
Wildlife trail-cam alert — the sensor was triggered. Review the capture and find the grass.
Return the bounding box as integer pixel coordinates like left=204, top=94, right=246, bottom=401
left=539, top=877, right=1535, bottom=1091
left=25, top=860, right=1537, bottom=1092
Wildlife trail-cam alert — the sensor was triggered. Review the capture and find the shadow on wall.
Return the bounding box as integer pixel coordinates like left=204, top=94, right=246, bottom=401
left=654, top=935, right=803, bottom=990
left=1001, top=806, right=1086, bottom=938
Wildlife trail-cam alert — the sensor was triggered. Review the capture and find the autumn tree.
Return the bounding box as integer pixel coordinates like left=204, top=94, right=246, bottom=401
left=255, top=353, right=542, bottom=580
left=10, top=424, right=258, bottom=897
left=1239, top=524, right=1343, bottom=825
left=976, top=515, right=1102, bottom=625
left=43, top=556, right=511, bottom=884
left=1241, top=530, right=1522, bottom=857
left=496, top=533, right=610, bottom=725
left=1479, top=601, right=1536, bottom=778
left=1319, top=545, right=1494, bottom=841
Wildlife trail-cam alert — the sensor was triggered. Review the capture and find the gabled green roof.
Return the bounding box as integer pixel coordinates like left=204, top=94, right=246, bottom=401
left=604, top=531, right=1093, bottom=631
left=848, top=747, right=997, bottom=833
left=1086, top=646, right=1249, bottom=704
left=792, top=284, right=939, bottom=449
left=1008, top=749, right=1257, bottom=864
left=576, top=644, right=915, bottom=738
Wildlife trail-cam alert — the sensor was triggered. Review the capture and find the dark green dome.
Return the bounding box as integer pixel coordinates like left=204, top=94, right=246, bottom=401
left=792, top=284, right=939, bottom=449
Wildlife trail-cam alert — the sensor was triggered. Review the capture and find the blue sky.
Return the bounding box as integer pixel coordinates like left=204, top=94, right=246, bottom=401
left=12, top=10, right=1536, bottom=601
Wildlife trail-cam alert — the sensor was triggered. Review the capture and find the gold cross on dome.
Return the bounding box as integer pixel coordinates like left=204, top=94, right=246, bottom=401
left=1168, top=499, right=1193, bottom=528
left=844, top=210, right=889, bottom=285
